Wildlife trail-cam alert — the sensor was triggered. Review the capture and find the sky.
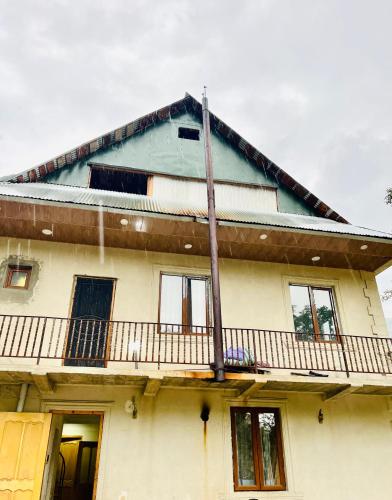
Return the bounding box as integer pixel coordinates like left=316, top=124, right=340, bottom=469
left=0, top=0, right=391, bottom=328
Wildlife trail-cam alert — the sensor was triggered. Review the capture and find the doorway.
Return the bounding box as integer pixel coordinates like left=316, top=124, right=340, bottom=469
left=65, top=277, right=115, bottom=367
left=41, top=412, right=103, bottom=500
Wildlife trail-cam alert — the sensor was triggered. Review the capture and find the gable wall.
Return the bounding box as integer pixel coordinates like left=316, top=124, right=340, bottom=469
left=43, top=113, right=317, bottom=216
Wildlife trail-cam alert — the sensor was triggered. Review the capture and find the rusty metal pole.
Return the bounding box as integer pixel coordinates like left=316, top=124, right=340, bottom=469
left=202, top=89, right=225, bottom=382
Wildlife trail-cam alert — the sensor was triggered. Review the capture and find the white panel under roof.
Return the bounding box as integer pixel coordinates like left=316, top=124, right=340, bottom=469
left=152, top=176, right=277, bottom=213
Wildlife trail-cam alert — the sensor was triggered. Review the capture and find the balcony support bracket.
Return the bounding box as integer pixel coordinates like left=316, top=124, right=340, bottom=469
left=323, top=384, right=354, bottom=401
left=143, top=378, right=162, bottom=397
left=237, top=381, right=267, bottom=400
left=31, top=373, right=55, bottom=395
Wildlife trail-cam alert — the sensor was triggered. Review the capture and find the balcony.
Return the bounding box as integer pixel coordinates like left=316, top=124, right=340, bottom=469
left=0, top=314, right=391, bottom=378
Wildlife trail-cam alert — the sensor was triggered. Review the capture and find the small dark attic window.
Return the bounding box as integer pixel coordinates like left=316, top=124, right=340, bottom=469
left=178, top=127, right=200, bottom=141
left=89, top=167, right=148, bottom=195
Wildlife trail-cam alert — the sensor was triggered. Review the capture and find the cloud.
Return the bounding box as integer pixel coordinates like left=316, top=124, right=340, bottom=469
left=0, top=0, right=391, bottom=322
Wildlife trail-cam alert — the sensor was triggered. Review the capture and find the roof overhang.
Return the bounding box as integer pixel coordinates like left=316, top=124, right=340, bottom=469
left=0, top=196, right=391, bottom=272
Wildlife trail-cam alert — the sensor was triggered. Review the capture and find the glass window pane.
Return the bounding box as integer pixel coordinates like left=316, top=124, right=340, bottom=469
left=259, top=411, right=281, bottom=487
left=234, top=411, right=256, bottom=486
left=313, top=289, right=337, bottom=340
left=190, top=279, right=207, bottom=331
left=10, top=270, right=28, bottom=288
left=289, top=285, right=314, bottom=340
left=160, top=275, right=183, bottom=333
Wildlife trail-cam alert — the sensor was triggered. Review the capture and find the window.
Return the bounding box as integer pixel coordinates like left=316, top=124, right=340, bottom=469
left=89, top=167, right=151, bottom=195
left=231, top=407, right=286, bottom=491
left=159, top=273, right=210, bottom=333
left=289, top=284, right=340, bottom=341
left=4, top=265, right=32, bottom=289
left=178, top=127, right=200, bottom=141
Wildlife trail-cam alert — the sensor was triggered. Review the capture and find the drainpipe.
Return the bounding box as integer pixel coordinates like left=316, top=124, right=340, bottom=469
left=202, top=89, right=225, bottom=382
left=16, top=383, right=29, bottom=412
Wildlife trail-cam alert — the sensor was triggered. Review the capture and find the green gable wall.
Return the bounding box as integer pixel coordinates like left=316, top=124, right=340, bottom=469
left=44, top=112, right=316, bottom=216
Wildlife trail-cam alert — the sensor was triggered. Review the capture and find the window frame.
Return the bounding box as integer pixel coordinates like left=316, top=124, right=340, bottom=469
left=158, top=272, right=211, bottom=334
left=4, top=265, right=32, bottom=290
left=289, top=284, right=341, bottom=343
left=230, top=407, right=286, bottom=492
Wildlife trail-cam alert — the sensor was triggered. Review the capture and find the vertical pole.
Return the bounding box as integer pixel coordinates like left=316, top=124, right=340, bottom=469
left=202, top=89, right=225, bottom=382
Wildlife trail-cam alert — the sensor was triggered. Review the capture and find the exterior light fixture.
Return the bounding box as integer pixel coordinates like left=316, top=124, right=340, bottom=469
left=120, top=218, right=129, bottom=226
left=360, top=244, right=368, bottom=250
left=42, top=229, right=53, bottom=236
left=311, top=256, right=321, bottom=262
left=259, top=234, right=268, bottom=240
left=184, top=243, right=193, bottom=249
left=318, top=409, right=324, bottom=424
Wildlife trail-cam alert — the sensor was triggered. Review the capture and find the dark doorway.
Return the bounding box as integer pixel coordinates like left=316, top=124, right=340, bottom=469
left=65, top=277, right=114, bottom=367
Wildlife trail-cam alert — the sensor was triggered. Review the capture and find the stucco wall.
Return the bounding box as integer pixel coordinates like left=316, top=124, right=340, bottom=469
left=0, top=237, right=387, bottom=337
left=1, top=383, right=390, bottom=500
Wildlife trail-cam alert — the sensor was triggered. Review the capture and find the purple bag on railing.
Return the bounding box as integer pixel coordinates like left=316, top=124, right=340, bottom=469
left=224, top=347, right=254, bottom=365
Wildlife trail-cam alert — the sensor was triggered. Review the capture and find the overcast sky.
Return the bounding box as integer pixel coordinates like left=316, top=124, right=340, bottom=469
left=0, top=0, right=391, bottom=325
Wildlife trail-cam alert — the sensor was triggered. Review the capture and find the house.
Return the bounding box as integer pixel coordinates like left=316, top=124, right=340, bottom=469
left=0, top=93, right=391, bottom=500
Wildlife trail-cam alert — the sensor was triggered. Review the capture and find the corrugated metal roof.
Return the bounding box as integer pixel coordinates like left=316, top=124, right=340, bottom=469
left=0, top=182, right=391, bottom=241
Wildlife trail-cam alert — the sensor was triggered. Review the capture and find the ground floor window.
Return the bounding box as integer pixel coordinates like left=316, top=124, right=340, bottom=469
left=230, top=407, right=286, bottom=491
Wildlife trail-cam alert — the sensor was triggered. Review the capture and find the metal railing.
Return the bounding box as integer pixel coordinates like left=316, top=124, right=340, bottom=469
left=0, top=315, right=391, bottom=376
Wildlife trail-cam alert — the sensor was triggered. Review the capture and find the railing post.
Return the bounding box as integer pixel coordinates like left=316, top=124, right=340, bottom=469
left=340, top=335, right=350, bottom=378
left=36, top=317, right=47, bottom=365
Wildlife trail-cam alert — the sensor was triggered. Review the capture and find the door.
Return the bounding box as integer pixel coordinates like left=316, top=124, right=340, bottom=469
left=0, top=412, right=52, bottom=499
left=65, top=277, right=114, bottom=367
left=40, top=415, right=63, bottom=500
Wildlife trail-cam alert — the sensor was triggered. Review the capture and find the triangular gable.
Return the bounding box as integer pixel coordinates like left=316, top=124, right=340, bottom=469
left=2, top=93, right=348, bottom=223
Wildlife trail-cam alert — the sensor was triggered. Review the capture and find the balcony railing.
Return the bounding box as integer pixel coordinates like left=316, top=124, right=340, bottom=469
left=0, top=315, right=391, bottom=376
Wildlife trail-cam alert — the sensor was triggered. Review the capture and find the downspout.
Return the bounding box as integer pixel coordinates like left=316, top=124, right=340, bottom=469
left=202, top=89, right=225, bottom=382
left=16, top=383, right=29, bottom=412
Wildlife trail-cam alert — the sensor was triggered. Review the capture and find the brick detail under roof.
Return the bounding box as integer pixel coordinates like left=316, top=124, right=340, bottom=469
left=7, top=94, right=348, bottom=223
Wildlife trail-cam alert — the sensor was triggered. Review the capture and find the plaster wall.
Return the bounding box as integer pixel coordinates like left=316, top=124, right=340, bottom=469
left=0, top=237, right=387, bottom=338
left=1, top=384, right=391, bottom=500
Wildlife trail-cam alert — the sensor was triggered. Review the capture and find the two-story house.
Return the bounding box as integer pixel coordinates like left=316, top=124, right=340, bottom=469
left=0, top=93, right=391, bottom=500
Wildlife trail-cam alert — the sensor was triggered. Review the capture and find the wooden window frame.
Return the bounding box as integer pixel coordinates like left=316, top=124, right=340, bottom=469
left=4, top=265, right=32, bottom=290
left=230, top=407, right=286, bottom=492
left=158, top=273, right=211, bottom=335
left=289, top=284, right=341, bottom=343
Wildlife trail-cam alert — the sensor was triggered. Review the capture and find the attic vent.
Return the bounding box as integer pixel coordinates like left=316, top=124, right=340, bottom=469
left=178, top=127, right=200, bottom=141
left=89, top=167, right=149, bottom=195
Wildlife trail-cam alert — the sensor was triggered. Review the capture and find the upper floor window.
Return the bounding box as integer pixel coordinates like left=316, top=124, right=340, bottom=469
left=89, top=166, right=151, bottom=195
left=159, top=273, right=210, bottom=333
left=231, top=407, right=286, bottom=491
left=178, top=127, right=200, bottom=141
left=289, top=284, right=340, bottom=341
left=4, top=265, right=32, bottom=289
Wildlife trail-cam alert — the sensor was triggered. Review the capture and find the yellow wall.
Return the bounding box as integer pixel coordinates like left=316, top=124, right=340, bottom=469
left=1, top=383, right=390, bottom=500
left=0, top=237, right=387, bottom=337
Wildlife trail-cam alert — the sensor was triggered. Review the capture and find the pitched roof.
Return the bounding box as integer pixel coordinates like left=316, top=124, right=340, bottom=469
left=2, top=93, right=348, bottom=223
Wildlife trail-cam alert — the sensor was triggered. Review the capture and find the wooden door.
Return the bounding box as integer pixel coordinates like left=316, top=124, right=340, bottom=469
left=59, top=440, right=80, bottom=488
left=65, top=277, right=114, bottom=367
left=0, top=412, right=52, bottom=500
